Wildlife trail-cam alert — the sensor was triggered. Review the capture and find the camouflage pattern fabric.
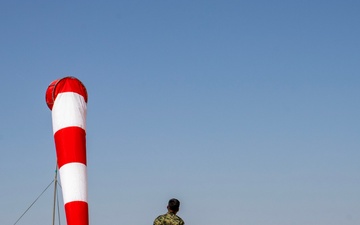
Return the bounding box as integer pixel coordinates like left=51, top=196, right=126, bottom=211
left=153, top=212, right=185, bottom=225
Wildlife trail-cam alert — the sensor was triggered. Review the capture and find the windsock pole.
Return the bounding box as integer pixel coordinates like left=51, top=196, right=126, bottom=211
left=52, top=163, right=58, bottom=225
left=46, top=77, right=89, bottom=225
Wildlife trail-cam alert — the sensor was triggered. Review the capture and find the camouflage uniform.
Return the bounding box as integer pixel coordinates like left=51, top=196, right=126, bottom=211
left=153, top=212, right=185, bottom=225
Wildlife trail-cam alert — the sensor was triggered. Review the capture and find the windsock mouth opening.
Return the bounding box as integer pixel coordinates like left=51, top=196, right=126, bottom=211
left=46, top=76, right=88, bottom=110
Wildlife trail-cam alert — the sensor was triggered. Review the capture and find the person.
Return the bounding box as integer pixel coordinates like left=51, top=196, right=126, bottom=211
left=153, top=198, right=185, bottom=225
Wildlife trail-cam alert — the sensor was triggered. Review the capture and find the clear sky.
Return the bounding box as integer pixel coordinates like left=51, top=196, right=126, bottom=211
left=1, top=1, right=359, bottom=225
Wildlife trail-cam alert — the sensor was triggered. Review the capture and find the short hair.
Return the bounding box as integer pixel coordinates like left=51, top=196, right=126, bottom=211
left=168, top=198, right=180, bottom=212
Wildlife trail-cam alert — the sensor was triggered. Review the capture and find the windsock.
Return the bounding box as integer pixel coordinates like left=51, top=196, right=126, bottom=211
left=46, top=77, right=89, bottom=225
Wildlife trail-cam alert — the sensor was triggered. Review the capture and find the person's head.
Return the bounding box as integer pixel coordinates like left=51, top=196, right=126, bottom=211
left=167, top=198, right=181, bottom=213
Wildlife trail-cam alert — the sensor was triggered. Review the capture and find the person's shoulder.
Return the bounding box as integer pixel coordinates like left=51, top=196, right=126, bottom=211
left=155, top=214, right=166, bottom=220
left=154, top=214, right=166, bottom=225
left=175, top=215, right=185, bottom=224
left=174, top=214, right=185, bottom=224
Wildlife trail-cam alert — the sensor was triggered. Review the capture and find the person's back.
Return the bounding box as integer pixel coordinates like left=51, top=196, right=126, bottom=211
left=153, top=198, right=184, bottom=225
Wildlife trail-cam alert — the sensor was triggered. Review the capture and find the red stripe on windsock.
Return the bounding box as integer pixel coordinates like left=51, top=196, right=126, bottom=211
left=65, top=201, right=89, bottom=225
left=46, top=77, right=88, bottom=110
left=54, top=77, right=88, bottom=103
left=54, top=126, right=87, bottom=169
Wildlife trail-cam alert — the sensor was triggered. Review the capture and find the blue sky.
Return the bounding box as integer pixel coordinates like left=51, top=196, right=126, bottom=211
left=1, top=1, right=359, bottom=225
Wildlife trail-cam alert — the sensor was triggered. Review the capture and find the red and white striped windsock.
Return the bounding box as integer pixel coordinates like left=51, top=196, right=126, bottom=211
left=46, top=77, right=89, bottom=225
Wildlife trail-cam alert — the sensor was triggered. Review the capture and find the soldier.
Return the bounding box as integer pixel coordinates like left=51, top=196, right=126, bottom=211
left=153, top=198, right=185, bottom=225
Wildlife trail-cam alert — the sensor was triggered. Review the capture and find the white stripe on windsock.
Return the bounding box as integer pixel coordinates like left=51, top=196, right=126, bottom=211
left=59, top=162, right=88, bottom=204
left=52, top=92, right=87, bottom=134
